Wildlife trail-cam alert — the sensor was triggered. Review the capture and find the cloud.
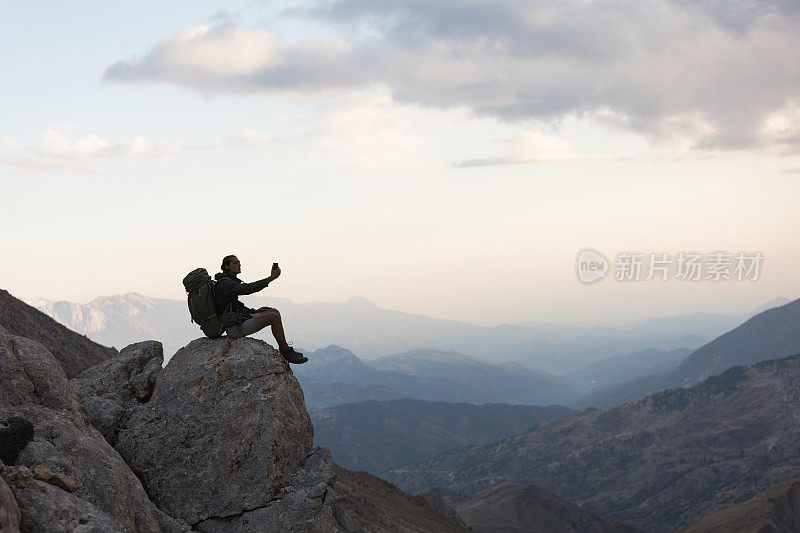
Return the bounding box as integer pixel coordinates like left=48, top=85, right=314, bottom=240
left=104, top=23, right=365, bottom=97
left=454, top=130, right=601, bottom=167
left=222, top=129, right=273, bottom=147
left=1, top=126, right=272, bottom=172
left=304, top=89, right=422, bottom=170
left=103, top=0, right=800, bottom=153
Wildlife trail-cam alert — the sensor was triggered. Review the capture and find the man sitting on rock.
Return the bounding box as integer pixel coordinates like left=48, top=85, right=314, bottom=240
left=214, top=255, right=308, bottom=364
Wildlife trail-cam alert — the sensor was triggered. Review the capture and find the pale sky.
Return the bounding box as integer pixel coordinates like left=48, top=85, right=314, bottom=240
left=2, top=0, right=799, bottom=326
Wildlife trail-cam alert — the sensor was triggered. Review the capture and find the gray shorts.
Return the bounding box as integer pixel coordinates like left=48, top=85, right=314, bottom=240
left=225, top=312, right=265, bottom=338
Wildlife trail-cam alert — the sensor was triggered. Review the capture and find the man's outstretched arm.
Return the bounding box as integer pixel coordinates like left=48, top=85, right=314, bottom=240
left=230, top=277, right=270, bottom=296
left=230, top=268, right=281, bottom=296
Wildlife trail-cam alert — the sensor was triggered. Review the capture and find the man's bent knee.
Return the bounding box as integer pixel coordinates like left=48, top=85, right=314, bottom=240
left=255, top=311, right=280, bottom=326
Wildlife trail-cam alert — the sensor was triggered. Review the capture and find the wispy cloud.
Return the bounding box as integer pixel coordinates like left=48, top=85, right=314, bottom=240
left=1, top=126, right=272, bottom=172
left=454, top=131, right=601, bottom=167
left=102, top=0, right=800, bottom=154
left=103, top=23, right=363, bottom=97
left=304, top=89, right=421, bottom=170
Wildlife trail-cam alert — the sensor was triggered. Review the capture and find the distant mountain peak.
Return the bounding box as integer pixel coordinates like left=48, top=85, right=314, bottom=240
left=343, top=295, right=378, bottom=308
left=90, top=292, right=152, bottom=305
left=749, top=296, right=793, bottom=316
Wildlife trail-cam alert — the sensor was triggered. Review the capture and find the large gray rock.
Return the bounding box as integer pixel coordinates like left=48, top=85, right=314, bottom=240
left=1, top=464, right=120, bottom=533
left=0, top=329, right=84, bottom=414
left=115, top=337, right=335, bottom=527
left=195, top=447, right=337, bottom=532
left=71, top=341, right=164, bottom=445
left=0, top=325, right=160, bottom=532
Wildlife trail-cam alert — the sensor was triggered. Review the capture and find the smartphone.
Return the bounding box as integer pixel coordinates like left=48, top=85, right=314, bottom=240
left=272, top=262, right=279, bottom=271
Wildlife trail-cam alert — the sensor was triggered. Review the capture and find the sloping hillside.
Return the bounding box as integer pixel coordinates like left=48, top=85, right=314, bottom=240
left=671, top=297, right=800, bottom=386
left=420, top=482, right=642, bottom=533
left=0, top=289, right=116, bottom=378
left=579, top=298, right=800, bottom=408
left=313, top=398, right=573, bottom=473
left=678, top=478, right=800, bottom=533
left=385, top=353, right=800, bottom=531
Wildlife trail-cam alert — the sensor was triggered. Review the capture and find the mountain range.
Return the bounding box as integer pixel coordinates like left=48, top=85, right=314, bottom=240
left=6, top=286, right=800, bottom=530
left=578, top=297, right=800, bottom=408
left=383, top=352, right=800, bottom=531
left=28, top=292, right=787, bottom=373
left=295, top=345, right=578, bottom=409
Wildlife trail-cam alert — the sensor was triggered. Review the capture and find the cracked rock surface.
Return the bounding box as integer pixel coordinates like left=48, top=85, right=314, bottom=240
left=0, top=324, right=160, bottom=532
left=70, top=340, right=164, bottom=446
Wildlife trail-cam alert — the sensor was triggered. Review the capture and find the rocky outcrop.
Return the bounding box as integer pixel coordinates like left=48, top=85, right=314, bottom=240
left=70, top=341, right=163, bottom=445
left=0, top=289, right=116, bottom=378
left=195, top=447, right=336, bottom=533
left=0, top=463, right=124, bottom=532
left=0, top=324, right=161, bottom=532
left=100, top=337, right=336, bottom=530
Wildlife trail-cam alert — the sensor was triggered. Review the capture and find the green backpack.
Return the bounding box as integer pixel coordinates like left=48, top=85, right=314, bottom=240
left=182, top=268, right=238, bottom=338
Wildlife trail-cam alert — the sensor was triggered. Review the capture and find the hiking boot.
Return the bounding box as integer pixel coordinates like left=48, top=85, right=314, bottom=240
left=280, top=346, right=308, bottom=364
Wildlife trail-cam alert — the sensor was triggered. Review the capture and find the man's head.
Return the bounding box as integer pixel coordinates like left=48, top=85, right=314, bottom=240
left=221, top=255, right=241, bottom=275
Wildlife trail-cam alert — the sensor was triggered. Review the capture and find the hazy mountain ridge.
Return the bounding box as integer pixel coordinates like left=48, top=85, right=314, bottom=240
left=578, top=297, right=800, bottom=408
left=300, top=378, right=405, bottom=413
left=295, top=345, right=579, bottom=407
left=564, top=348, right=692, bottom=389
left=384, top=352, right=800, bottom=531
left=672, top=297, right=800, bottom=386
left=28, top=292, right=781, bottom=373
left=33, top=293, right=198, bottom=357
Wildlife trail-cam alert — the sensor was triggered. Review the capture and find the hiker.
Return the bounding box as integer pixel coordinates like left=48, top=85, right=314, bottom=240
left=214, top=255, right=307, bottom=364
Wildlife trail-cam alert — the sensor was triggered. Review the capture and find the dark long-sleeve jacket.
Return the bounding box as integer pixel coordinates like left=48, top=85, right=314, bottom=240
left=214, top=272, right=270, bottom=322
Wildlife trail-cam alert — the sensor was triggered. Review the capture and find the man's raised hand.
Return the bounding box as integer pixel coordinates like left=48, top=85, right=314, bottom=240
left=269, top=267, right=281, bottom=281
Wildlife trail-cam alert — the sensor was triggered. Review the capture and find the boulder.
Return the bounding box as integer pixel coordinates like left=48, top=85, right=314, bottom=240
left=194, top=447, right=337, bottom=532
left=71, top=341, right=164, bottom=445
left=0, top=325, right=160, bottom=532
left=1, top=463, right=121, bottom=533
left=114, top=337, right=335, bottom=528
